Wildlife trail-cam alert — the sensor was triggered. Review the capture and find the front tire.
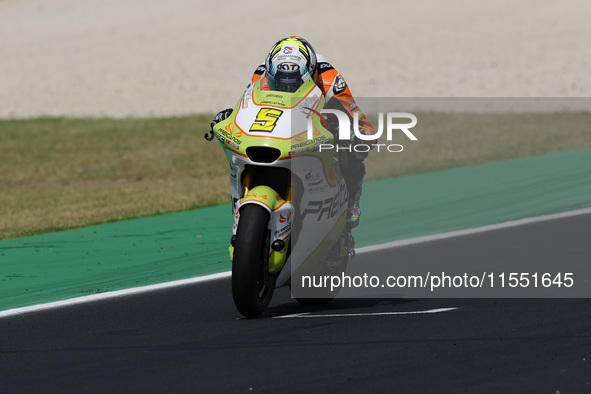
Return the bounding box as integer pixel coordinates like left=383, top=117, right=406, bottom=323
left=232, top=204, right=277, bottom=318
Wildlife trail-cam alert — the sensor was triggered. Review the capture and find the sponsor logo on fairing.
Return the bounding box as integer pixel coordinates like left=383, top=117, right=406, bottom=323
left=302, top=182, right=349, bottom=221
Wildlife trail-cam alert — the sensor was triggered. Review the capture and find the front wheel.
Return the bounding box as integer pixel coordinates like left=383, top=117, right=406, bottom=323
left=232, top=204, right=277, bottom=318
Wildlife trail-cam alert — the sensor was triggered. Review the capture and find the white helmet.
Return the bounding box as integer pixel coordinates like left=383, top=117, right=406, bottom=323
left=264, top=36, right=317, bottom=92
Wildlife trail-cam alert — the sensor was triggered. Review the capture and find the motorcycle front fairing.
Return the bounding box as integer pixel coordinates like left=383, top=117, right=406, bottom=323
left=212, top=77, right=348, bottom=286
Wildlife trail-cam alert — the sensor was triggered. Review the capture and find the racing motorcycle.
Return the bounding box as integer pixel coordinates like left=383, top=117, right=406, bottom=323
left=205, top=77, right=355, bottom=318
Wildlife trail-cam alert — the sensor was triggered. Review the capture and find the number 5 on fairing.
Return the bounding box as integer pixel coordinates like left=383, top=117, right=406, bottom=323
left=249, top=108, right=283, bottom=132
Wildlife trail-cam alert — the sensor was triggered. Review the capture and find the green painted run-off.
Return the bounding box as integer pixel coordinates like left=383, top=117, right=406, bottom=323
left=1, top=147, right=590, bottom=311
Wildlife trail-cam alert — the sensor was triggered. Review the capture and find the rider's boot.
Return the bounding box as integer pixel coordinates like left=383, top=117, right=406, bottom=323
left=346, top=185, right=362, bottom=229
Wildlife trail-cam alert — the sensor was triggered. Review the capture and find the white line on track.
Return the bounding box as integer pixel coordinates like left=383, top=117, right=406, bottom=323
left=356, top=207, right=591, bottom=254
left=1, top=207, right=590, bottom=319
left=0, top=271, right=231, bottom=319
left=272, top=307, right=458, bottom=319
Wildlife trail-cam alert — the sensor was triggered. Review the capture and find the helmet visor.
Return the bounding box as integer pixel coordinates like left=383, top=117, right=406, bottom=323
left=267, top=69, right=304, bottom=93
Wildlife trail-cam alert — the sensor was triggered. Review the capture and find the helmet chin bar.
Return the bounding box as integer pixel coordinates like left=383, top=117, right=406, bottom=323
left=269, top=70, right=304, bottom=93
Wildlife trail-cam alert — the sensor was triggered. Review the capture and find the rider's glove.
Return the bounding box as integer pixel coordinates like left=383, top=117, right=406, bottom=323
left=210, top=108, right=233, bottom=129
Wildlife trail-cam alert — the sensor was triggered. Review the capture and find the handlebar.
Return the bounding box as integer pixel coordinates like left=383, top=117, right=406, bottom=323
left=204, top=129, right=214, bottom=141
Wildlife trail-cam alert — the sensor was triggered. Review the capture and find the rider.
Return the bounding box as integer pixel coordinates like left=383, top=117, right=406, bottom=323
left=211, top=36, right=376, bottom=228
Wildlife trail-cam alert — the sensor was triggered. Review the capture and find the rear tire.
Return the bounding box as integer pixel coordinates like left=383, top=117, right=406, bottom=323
left=232, top=204, right=277, bottom=318
left=293, top=257, right=347, bottom=306
left=294, top=229, right=352, bottom=306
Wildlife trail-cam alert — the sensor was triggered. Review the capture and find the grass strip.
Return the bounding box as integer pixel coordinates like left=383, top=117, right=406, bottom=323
left=1, top=112, right=590, bottom=240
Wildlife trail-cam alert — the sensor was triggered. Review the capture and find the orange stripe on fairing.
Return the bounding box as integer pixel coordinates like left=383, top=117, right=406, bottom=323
left=273, top=200, right=289, bottom=211
left=224, top=145, right=248, bottom=158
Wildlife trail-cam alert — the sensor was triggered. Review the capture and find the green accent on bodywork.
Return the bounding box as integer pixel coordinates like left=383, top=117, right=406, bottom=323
left=229, top=245, right=235, bottom=262
left=251, top=77, right=319, bottom=109
left=241, top=185, right=282, bottom=209
left=269, top=235, right=290, bottom=273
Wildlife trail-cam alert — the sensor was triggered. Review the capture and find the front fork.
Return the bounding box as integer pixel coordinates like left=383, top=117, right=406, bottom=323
left=229, top=184, right=294, bottom=273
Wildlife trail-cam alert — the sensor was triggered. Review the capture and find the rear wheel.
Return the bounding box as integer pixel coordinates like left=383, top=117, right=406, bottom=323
left=232, top=204, right=277, bottom=318
left=294, top=256, right=348, bottom=306
left=295, top=229, right=353, bottom=306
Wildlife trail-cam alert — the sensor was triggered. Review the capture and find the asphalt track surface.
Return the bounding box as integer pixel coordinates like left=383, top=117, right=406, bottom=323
left=1, top=214, right=590, bottom=393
